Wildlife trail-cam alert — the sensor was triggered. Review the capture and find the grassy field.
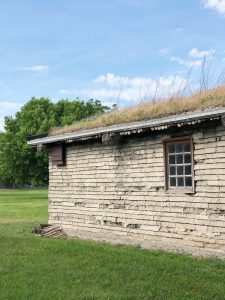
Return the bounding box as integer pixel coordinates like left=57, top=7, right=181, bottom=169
left=1, top=190, right=225, bottom=300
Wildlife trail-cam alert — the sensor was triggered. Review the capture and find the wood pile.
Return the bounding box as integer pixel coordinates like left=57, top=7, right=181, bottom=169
left=32, top=224, right=65, bottom=238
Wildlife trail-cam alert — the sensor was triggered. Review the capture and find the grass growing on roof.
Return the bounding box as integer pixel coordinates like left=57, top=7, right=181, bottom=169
left=1, top=189, right=225, bottom=299
left=50, top=86, right=225, bottom=136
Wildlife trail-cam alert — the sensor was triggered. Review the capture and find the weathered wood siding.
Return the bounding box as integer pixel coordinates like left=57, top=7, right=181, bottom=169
left=48, top=122, right=225, bottom=256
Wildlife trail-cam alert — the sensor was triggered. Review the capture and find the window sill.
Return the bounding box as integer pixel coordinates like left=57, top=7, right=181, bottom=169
left=165, top=189, right=195, bottom=195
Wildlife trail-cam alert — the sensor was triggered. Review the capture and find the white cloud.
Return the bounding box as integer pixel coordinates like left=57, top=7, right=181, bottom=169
left=0, top=117, right=5, bottom=131
left=202, top=0, right=225, bottom=15
left=175, top=27, right=185, bottom=32
left=18, top=65, right=49, bottom=72
left=0, top=101, right=22, bottom=112
left=59, top=73, right=188, bottom=102
left=159, top=48, right=170, bottom=55
left=94, top=73, right=130, bottom=86
left=222, top=58, right=225, bottom=62
left=168, top=47, right=215, bottom=69
left=169, top=56, right=203, bottom=68
left=0, top=117, right=4, bottom=131
left=188, top=48, right=215, bottom=58
left=94, top=73, right=187, bottom=92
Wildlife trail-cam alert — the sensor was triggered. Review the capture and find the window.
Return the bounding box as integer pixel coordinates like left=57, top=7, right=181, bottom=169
left=164, top=137, right=194, bottom=192
left=51, top=144, right=66, bottom=166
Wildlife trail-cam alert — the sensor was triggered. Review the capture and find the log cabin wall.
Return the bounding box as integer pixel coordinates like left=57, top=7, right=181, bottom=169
left=48, top=121, right=225, bottom=257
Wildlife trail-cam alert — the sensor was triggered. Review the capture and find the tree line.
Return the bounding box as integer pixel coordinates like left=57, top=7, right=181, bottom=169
left=0, top=97, right=108, bottom=187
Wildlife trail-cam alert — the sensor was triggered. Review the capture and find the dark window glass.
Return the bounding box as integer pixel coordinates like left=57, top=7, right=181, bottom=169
left=170, top=166, right=176, bottom=175
left=185, top=177, right=192, bottom=186
left=176, top=143, right=183, bottom=153
left=176, top=154, right=183, bottom=164
left=168, top=144, right=175, bottom=153
left=169, top=155, right=175, bottom=164
left=185, top=165, right=191, bottom=175
left=184, top=143, right=190, bottom=152
left=177, top=166, right=183, bottom=175
left=184, top=154, right=191, bottom=164
left=170, top=177, right=176, bottom=187
left=177, top=177, right=184, bottom=186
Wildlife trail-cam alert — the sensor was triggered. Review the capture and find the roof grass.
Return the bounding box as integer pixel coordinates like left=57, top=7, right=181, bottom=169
left=50, top=86, right=225, bottom=136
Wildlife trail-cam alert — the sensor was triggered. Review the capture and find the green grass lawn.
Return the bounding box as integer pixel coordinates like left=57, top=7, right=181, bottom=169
left=1, top=190, right=225, bottom=300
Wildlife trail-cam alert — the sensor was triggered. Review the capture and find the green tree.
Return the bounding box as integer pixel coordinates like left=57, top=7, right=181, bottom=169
left=0, top=97, right=108, bottom=187
left=54, top=99, right=108, bottom=126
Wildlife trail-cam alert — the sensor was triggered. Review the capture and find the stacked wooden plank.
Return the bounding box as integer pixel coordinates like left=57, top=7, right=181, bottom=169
left=32, top=224, right=65, bottom=238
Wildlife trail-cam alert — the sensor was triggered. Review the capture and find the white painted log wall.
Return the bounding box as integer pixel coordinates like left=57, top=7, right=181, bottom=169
left=48, top=123, right=225, bottom=256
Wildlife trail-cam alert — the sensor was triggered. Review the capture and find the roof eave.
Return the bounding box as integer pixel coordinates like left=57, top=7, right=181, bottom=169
left=27, top=107, right=225, bottom=146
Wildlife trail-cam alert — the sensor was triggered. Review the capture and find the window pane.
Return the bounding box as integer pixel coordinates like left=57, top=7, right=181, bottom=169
left=176, top=143, right=183, bottom=153
left=184, top=143, right=190, bottom=152
left=170, top=166, right=176, bottom=175
left=166, top=138, right=193, bottom=191
left=168, top=144, right=175, bottom=153
left=177, top=166, right=183, bottom=175
left=185, top=177, right=192, bottom=186
left=177, top=177, right=184, bottom=186
left=169, top=155, right=175, bottom=164
left=170, top=177, right=176, bottom=187
left=176, top=154, right=183, bottom=164
left=185, top=165, right=191, bottom=175
left=184, top=154, right=191, bottom=164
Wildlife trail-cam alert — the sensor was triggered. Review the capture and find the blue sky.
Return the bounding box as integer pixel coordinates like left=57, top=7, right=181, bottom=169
left=0, top=0, right=225, bottom=128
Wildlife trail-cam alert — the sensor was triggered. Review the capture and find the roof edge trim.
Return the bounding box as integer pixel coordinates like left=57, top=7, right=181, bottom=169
left=27, top=107, right=225, bottom=146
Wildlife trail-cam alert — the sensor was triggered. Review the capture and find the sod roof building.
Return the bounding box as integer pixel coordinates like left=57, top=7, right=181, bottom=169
left=28, top=107, right=225, bottom=257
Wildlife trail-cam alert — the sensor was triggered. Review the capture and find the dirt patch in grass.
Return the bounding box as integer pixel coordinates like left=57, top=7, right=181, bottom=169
left=0, top=218, right=34, bottom=224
